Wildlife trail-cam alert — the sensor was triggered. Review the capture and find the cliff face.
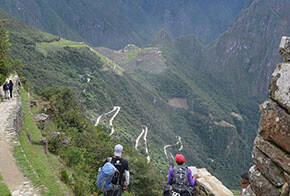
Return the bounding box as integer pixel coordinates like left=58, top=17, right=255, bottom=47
left=209, top=0, right=290, bottom=96
left=242, top=38, right=290, bottom=196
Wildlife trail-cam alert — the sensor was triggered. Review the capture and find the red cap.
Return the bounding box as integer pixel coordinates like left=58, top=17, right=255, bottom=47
left=175, top=154, right=186, bottom=164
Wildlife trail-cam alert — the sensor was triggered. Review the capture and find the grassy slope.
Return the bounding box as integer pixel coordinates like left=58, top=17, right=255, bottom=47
left=0, top=173, right=11, bottom=196
left=14, top=88, right=72, bottom=196
left=1, top=10, right=260, bottom=189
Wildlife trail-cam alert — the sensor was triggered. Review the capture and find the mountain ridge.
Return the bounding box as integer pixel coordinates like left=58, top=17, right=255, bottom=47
left=0, top=0, right=246, bottom=49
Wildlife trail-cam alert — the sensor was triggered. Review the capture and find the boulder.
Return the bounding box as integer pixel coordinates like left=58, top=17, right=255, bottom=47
left=188, top=167, right=234, bottom=196
left=249, top=166, right=280, bottom=196
left=252, top=146, right=285, bottom=186
left=259, top=100, right=290, bottom=153
left=254, top=136, right=290, bottom=174
left=279, top=36, right=290, bottom=59
left=269, top=62, right=290, bottom=113
left=241, top=186, right=257, bottom=196
left=49, top=132, right=70, bottom=145
left=35, top=113, right=49, bottom=122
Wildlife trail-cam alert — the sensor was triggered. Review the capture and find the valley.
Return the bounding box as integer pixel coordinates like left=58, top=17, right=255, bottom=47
left=0, top=0, right=288, bottom=192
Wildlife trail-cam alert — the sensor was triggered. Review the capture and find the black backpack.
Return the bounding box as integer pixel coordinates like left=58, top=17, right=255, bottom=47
left=4, top=83, right=9, bottom=90
left=171, top=166, right=189, bottom=193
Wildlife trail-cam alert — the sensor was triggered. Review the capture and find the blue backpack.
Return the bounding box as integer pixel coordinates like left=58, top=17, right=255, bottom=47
left=96, top=158, right=119, bottom=192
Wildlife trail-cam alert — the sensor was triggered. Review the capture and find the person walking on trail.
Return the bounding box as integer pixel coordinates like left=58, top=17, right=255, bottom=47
left=8, top=80, right=13, bottom=98
left=104, top=144, right=130, bottom=196
left=3, top=81, right=9, bottom=99
left=163, top=154, right=197, bottom=196
left=239, top=173, right=249, bottom=196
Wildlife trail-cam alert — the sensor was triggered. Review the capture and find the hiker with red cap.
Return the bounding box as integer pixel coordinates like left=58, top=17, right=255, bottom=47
left=163, top=154, right=197, bottom=196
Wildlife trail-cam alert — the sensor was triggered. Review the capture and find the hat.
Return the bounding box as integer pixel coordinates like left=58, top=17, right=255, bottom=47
left=114, top=144, right=123, bottom=157
left=175, top=154, right=186, bottom=164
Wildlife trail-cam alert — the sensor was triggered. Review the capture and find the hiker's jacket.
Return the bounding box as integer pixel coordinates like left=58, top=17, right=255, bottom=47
left=166, top=167, right=195, bottom=186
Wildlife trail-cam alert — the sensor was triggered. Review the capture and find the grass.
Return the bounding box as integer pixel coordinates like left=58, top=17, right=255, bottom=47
left=231, top=189, right=240, bottom=196
left=0, top=173, right=11, bottom=196
left=13, top=88, right=72, bottom=196
left=35, top=38, right=125, bottom=74
left=124, top=48, right=142, bottom=61
left=90, top=48, right=125, bottom=74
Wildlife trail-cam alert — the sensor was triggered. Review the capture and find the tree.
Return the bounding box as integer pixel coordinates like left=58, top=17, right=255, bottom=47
left=0, top=20, right=13, bottom=84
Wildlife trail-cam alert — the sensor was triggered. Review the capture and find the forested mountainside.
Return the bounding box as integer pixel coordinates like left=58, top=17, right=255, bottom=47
left=0, top=8, right=260, bottom=189
left=0, top=0, right=245, bottom=49
left=1, top=0, right=289, bottom=191
left=208, top=0, right=290, bottom=95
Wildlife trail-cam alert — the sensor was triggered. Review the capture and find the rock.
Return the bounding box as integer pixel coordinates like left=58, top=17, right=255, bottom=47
left=249, top=166, right=280, bottom=196
left=281, top=183, right=290, bottom=196
left=285, top=172, right=290, bottom=184
left=35, top=113, right=49, bottom=122
left=188, top=167, right=234, bottom=196
left=259, top=100, right=290, bottom=153
left=252, top=146, right=285, bottom=186
left=49, top=132, right=70, bottom=145
left=241, top=186, right=257, bottom=196
left=30, top=99, right=38, bottom=107
left=269, top=63, right=290, bottom=113
left=254, top=136, right=290, bottom=174
left=279, top=36, right=290, bottom=59
left=49, top=132, right=64, bottom=138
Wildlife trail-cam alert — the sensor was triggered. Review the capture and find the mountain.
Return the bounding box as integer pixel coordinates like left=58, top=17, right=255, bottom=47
left=208, top=0, right=290, bottom=95
left=0, top=7, right=262, bottom=189
left=0, top=0, right=245, bottom=49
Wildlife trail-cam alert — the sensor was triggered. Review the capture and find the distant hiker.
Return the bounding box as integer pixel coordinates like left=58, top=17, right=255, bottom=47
left=8, top=80, right=13, bottom=98
left=3, top=82, right=9, bottom=99
left=239, top=173, right=249, bottom=196
left=163, top=154, right=197, bottom=196
left=97, top=144, right=130, bottom=196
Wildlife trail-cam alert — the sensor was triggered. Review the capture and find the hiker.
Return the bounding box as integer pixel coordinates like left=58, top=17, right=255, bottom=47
left=163, top=154, right=197, bottom=196
left=3, top=82, right=9, bottom=99
left=239, top=173, right=249, bottom=196
left=98, top=144, right=130, bottom=196
left=8, top=80, right=13, bottom=98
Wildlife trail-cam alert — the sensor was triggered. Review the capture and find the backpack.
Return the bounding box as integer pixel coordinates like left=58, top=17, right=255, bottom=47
left=4, top=83, right=9, bottom=91
left=96, top=157, right=120, bottom=192
left=171, top=166, right=189, bottom=193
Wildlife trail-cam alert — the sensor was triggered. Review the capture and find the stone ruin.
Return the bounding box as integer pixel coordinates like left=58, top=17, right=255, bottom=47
left=189, top=167, right=234, bottom=196
left=242, top=37, right=290, bottom=196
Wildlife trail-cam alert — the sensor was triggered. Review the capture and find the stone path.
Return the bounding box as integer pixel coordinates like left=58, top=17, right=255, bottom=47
left=0, top=75, right=41, bottom=196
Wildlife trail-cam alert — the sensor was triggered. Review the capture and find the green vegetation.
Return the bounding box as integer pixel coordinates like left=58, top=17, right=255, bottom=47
left=0, top=8, right=261, bottom=190
left=38, top=87, right=163, bottom=195
left=0, top=173, right=11, bottom=196
left=0, top=20, right=17, bottom=84
left=231, top=189, right=240, bottom=196
left=0, top=1, right=245, bottom=48
left=35, top=37, right=124, bottom=74
left=15, top=88, right=72, bottom=196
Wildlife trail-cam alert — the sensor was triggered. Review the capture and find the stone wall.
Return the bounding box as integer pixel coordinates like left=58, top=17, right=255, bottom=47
left=189, top=167, right=234, bottom=196
left=242, top=43, right=290, bottom=195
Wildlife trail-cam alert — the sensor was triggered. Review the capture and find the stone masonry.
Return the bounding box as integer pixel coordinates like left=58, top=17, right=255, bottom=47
left=242, top=37, right=290, bottom=196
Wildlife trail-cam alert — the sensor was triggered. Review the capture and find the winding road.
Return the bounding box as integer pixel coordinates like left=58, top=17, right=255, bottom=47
left=94, top=106, right=121, bottom=136
left=135, top=125, right=150, bottom=163
left=164, top=136, right=183, bottom=160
